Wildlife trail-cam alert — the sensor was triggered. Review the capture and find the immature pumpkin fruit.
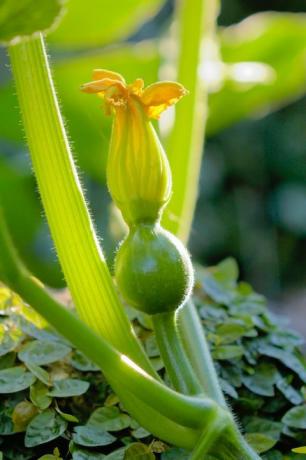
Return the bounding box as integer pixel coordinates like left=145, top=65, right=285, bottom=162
left=82, top=70, right=193, bottom=314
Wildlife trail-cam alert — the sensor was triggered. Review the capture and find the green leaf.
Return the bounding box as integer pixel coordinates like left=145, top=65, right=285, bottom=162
left=0, top=0, right=65, bottom=45
left=262, top=451, right=282, bottom=460
left=243, top=417, right=283, bottom=441
left=18, top=339, right=71, bottom=365
left=25, top=362, right=51, bottom=386
left=25, top=409, right=67, bottom=447
left=212, top=345, right=244, bottom=360
left=219, top=378, right=238, bottom=399
left=48, top=378, right=90, bottom=397
left=72, top=426, right=116, bottom=447
left=208, top=13, right=306, bottom=135
left=124, top=443, right=155, bottom=459
left=201, top=258, right=238, bottom=305
left=245, top=433, right=277, bottom=454
left=258, top=343, right=306, bottom=383
left=0, top=409, right=14, bottom=435
left=276, top=375, right=303, bottom=405
left=242, top=363, right=278, bottom=397
left=216, top=322, right=247, bottom=344
left=0, top=330, right=23, bottom=357
left=104, top=448, right=126, bottom=460
left=71, top=445, right=106, bottom=460
left=87, top=407, right=131, bottom=432
left=49, top=0, right=164, bottom=48
left=282, top=405, right=306, bottom=429
left=270, top=329, right=304, bottom=348
left=0, top=351, right=16, bottom=370
left=55, top=405, right=79, bottom=423
left=161, top=449, right=189, bottom=460
left=131, top=427, right=151, bottom=439
left=30, top=381, right=52, bottom=410
left=214, top=258, right=239, bottom=284
left=38, top=456, right=60, bottom=460
left=0, top=366, right=36, bottom=393
left=70, top=351, right=99, bottom=372
left=12, top=401, right=38, bottom=432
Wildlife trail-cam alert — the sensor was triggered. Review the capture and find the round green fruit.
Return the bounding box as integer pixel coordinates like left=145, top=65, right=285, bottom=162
left=114, top=224, right=194, bottom=315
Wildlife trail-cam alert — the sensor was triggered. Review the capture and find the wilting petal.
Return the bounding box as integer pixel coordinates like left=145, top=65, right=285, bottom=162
left=141, top=81, right=188, bottom=119
left=92, top=69, right=125, bottom=83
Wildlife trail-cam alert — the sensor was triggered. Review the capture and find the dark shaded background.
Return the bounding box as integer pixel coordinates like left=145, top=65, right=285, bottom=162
left=191, top=0, right=306, bottom=335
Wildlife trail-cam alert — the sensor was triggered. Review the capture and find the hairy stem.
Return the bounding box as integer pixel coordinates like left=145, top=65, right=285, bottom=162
left=152, top=311, right=202, bottom=395
left=0, top=209, right=202, bottom=448
left=178, top=300, right=226, bottom=405
left=8, top=34, right=153, bottom=373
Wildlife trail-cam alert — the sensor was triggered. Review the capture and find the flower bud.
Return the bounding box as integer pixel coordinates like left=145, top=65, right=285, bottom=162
left=81, top=70, right=187, bottom=225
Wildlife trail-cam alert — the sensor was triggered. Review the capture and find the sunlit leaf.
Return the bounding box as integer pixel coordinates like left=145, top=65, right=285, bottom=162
left=0, top=0, right=65, bottom=45
left=208, top=13, right=306, bottom=135
left=49, top=0, right=164, bottom=48
left=12, top=401, right=38, bottom=432
left=245, top=433, right=277, bottom=454
left=30, top=381, right=52, bottom=410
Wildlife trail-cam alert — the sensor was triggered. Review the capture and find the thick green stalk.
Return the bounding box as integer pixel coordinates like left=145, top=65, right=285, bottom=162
left=152, top=311, right=202, bottom=395
left=8, top=35, right=152, bottom=373
left=0, top=209, right=259, bottom=458
left=162, top=0, right=219, bottom=242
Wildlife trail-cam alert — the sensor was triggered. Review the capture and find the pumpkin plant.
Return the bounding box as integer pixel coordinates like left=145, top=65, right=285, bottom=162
left=0, top=1, right=304, bottom=459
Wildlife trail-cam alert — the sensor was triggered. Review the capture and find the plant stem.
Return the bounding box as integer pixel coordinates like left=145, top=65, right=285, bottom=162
left=15, top=272, right=210, bottom=430
left=8, top=34, right=152, bottom=373
left=162, top=0, right=219, bottom=242
left=160, top=0, right=228, bottom=407
left=178, top=300, right=226, bottom=405
left=152, top=311, right=202, bottom=395
left=160, top=6, right=258, bottom=459
left=0, top=210, right=201, bottom=449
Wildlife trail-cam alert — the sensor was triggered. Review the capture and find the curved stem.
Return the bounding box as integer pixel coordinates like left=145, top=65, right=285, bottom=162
left=190, top=408, right=230, bottom=460
left=152, top=310, right=202, bottom=395
left=0, top=207, right=214, bottom=433
left=8, top=34, right=153, bottom=374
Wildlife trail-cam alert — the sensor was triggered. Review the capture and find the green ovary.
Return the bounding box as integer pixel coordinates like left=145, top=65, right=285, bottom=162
left=115, top=224, right=194, bottom=315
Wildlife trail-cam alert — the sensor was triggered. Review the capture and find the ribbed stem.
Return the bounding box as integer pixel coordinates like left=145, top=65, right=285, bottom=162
left=8, top=35, right=153, bottom=373
left=153, top=311, right=202, bottom=395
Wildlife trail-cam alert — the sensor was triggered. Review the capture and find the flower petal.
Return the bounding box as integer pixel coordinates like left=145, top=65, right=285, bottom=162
left=141, top=81, right=188, bottom=119
left=92, top=69, right=125, bottom=84
left=129, top=78, right=144, bottom=96
left=81, top=78, right=126, bottom=94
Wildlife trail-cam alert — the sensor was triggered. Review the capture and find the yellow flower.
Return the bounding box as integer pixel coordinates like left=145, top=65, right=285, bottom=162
left=81, top=70, right=187, bottom=225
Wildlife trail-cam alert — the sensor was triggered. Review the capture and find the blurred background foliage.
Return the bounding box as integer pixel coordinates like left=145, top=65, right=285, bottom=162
left=0, top=0, right=306, bottom=321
